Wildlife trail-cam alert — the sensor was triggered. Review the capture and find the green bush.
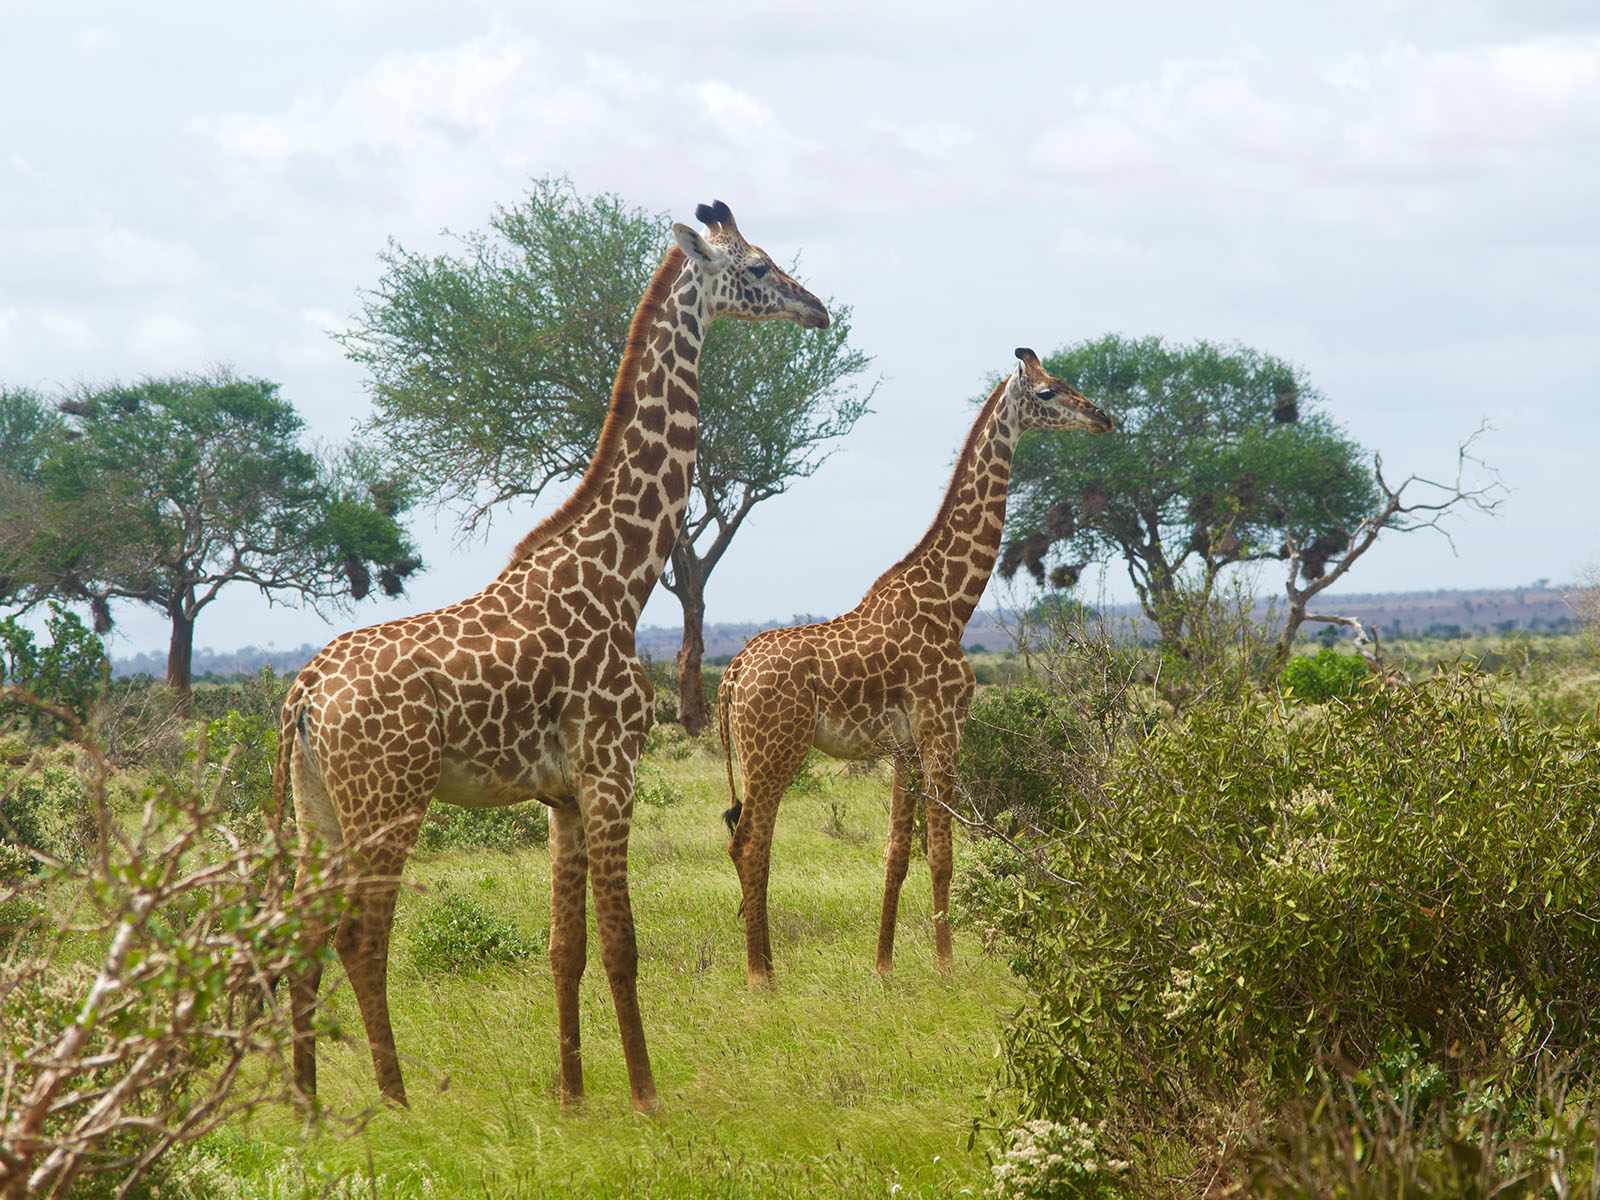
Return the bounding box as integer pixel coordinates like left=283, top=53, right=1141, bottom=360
left=407, top=890, right=539, bottom=975
left=196, top=706, right=278, bottom=817
left=415, top=801, right=549, bottom=854
left=635, top=768, right=685, bottom=808
left=985, top=672, right=1600, bottom=1135
left=0, top=604, right=109, bottom=736
left=1280, top=647, right=1370, bottom=702
left=0, top=753, right=99, bottom=878
left=958, top=686, right=1084, bottom=828
left=1244, top=1067, right=1600, bottom=1199
left=785, top=748, right=828, bottom=797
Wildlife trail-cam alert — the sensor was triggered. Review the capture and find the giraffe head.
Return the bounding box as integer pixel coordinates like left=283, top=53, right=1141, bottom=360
left=1009, top=347, right=1114, bottom=434
left=671, top=201, right=831, bottom=329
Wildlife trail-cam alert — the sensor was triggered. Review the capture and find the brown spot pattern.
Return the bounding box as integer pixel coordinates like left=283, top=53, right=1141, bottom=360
left=275, top=207, right=831, bottom=1114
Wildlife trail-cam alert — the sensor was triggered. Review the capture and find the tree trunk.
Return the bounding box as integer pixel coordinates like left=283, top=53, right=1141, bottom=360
left=166, top=608, right=194, bottom=717
left=675, top=584, right=709, bottom=737
left=1271, top=602, right=1307, bottom=676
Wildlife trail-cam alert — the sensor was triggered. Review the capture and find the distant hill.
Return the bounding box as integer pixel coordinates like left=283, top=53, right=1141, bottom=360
left=112, top=585, right=1579, bottom=679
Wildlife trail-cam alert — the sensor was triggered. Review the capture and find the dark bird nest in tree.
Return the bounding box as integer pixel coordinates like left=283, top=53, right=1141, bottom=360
left=343, top=556, right=372, bottom=601
left=1299, top=530, right=1348, bottom=581
left=1272, top=377, right=1300, bottom=424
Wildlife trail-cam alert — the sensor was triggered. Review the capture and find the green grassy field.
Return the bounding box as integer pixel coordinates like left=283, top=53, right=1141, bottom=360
left=198, top=749, right=1018, bottom=1198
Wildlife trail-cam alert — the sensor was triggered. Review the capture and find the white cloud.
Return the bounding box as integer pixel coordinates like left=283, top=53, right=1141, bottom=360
left=1333, top=37, right=1600, bottom=172
left=692, top=80, right=778, bottom=142
left=1031, top=34, right=1600, bottom=186
left=127, top=312, right=204, bottom=366
left=198, top=37, right=536, bottom=164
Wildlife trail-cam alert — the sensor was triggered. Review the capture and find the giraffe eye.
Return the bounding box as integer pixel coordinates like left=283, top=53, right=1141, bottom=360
left=749, top=263, right=771, bottom=279
left=1037, top=389, right=1057, bottom=401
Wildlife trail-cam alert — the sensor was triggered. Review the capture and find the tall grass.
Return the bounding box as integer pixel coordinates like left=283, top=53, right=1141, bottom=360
left=201, top=750, right=1016, bottom=1198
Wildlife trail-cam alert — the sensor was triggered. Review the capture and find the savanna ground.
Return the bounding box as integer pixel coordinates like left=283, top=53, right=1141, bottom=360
left=6, top=619, right=1600, bottom=1198
left=224, top=745, right=1015, bottom=1199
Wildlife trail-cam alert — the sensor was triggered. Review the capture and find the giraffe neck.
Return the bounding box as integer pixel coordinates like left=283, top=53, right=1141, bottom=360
left=870, top=378, right=1018, bottom=629
left=499, top=247, right=708, bottom=629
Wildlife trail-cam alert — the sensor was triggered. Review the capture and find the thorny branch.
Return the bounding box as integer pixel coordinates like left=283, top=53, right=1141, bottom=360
left=0, top=694, right=363, bottom=1199
left=1274, top=425, right=1504, bottom=671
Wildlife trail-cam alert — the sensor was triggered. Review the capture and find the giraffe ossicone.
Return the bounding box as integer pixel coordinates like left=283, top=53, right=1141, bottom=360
left=717, top=347, right=1112, bottom=984
left=274, top=202, right=829, bottom=1112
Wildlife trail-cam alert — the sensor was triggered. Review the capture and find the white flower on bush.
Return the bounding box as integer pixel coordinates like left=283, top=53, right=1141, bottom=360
left=989, top=1118, right=1128, bottom=1199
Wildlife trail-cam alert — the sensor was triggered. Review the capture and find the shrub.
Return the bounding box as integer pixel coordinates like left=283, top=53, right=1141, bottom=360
left=958, top=686, right=1084, bottom=828
left=984, top=672, right=1600, bottom=1150
left=407, top=890, right=539, bottom=975
left=0, top=752, right=100, bottom=878
left=415, top=802, right=549, bottom=854
left=89, top=677, right=188, bottom=769
left=0, top=734, right=344, bottom=1198
left=988, top=1118, right=1129, bottom=1200
left=0, top=604, right=109, bottom=737
left=1244, top=1066, right=1600, bottom=1199
left=1280, top=647, right=1370, bottom=702
left=196, top=706, right=278, bottom=818
left=785, top=748, right=828, bottom=797
left=635, top=768, right=685, bottom=808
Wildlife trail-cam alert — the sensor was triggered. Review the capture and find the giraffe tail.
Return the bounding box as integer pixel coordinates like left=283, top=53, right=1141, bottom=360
left=717, top=661, right=742, bottom=836
left=269, top=682, right=302, bottom=842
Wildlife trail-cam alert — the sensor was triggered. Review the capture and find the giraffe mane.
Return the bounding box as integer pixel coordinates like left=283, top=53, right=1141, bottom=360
left=863, top=374, right=1010, bottom=597
left=506, top=245, right=690, bottom=567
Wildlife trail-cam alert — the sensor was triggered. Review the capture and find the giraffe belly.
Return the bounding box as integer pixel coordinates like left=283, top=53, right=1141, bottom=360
left=814, top=708, right=913, bottom=760
left=434, top=755, right=569, bottom=809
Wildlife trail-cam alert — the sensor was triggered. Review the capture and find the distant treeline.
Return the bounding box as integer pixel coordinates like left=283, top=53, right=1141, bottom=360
left=112, top=644, right=328, bottom=681
left=111, top=587, right=1578, bottom=680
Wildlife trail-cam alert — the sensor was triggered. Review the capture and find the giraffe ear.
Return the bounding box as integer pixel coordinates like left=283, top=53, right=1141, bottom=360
left=1015, top=347, right=1040, bottom=368
left=672, top=223, right=729, bottom=271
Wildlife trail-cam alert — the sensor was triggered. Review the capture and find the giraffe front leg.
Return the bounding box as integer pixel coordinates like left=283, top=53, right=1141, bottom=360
left=920, top=733, right=959, bottom=972
left=876, top=759, right=917, bottom=974
left=548, top=799, right=588, bottom=1108
left=579, top=768, right=658, bottom=1113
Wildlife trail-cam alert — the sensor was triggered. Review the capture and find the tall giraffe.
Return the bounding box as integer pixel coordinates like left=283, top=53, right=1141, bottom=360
left=274, top=202, right=829, bottom=1112
left=717, top=349, right=1112, bottom=983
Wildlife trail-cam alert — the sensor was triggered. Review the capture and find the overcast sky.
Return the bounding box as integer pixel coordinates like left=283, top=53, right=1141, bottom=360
left=4, top=1, right=1597, bottom=660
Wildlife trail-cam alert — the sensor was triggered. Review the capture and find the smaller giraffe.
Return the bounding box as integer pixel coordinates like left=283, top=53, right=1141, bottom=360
left=717, top=349, right=1112, bottom=983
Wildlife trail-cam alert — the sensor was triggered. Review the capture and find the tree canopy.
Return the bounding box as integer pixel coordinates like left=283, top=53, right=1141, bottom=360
left=1001, top=335, right=1378, bottom=649
left=341, top=178, right=876, bottom=732
left=0, top=373, right=422, bottom=707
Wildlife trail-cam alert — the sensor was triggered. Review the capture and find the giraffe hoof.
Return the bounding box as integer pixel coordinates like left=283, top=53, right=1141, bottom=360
left=632, top=1088, right=662, bottom=1114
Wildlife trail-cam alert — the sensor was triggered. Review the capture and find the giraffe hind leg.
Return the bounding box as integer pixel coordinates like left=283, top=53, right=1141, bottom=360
left=727, top=742, right=810, bottom=986
left=334, top=809, right=423, bottom=1107
left=286, top=734, right=344, bottom=1101
left=577, top=766, right=658, bottom=1112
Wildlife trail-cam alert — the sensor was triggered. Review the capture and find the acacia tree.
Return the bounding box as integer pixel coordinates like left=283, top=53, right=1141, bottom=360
left=342, top=178, right=875, bottom=733
left=0, top=374, right=422, bottom=711
left=1001, top=335, right=1378, bottom=657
